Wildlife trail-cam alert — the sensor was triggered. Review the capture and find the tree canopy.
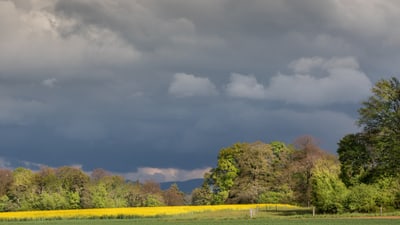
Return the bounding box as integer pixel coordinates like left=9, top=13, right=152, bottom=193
left=0, top=166, right=186, bottom=212
left=339, top=77, right=400, bottom=183
left=196, top=137, right=334, bottom=206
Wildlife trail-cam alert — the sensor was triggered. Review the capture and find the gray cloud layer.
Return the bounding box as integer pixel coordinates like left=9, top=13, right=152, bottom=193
left=0, top=0, right=398, bottom=182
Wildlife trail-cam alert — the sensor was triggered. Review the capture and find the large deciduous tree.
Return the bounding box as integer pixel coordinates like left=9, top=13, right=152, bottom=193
left=337, top=133, right=373, bottom=185
left=358, top=77, right=400, bottom=137
left=163, top=183, right=185, bottom=206
left=206, top=143, right=243, bottom=204
left=358, top=77, right=400, bottom=177
left=8, top=168, right=36, bottom=210
left=338, top=77, right=400, bottom=182
left=201, top=141, right=296, bottom=204
left=290, top=136, right=331, bottom=206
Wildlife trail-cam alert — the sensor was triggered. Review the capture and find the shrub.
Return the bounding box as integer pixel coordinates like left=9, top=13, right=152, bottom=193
left=345, top=184, right=378, bottom=212
left=258, top=186, right=293, bottom=204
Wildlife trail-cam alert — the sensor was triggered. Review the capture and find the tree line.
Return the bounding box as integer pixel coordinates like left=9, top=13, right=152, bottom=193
left=191, top=77, right=400, bottom=213
left=0, top=77, right=399, bottom=213
left=191, top=137, right=399, bottom=213
left=0, top=167, right=185, bottom=211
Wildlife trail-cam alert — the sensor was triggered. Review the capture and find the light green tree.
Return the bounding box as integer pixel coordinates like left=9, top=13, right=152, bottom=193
left=311, top=158, right=347, bottom=213
left=91, top=183, right=109, bottom=208
left=8, top=168, right=37, bottom=210
left=345, top=184, right=379, bottom=212
left=207, top=143, right=243, bottom=204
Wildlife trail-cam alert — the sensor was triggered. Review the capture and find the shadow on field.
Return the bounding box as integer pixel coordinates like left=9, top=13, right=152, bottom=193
left=261, top=208, right=313, bottom=216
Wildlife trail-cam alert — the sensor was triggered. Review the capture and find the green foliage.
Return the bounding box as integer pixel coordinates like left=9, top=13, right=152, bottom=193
left=91, top=183, right=109, bottom=208
left=11, top=168, right=34, bottom=192
left=337, top=133, right=373, bottom=185
left=68, top=191, right=81, bottom=209
left=358, top=77, right=400, bottom=135
left=345, top=184, right=379, bottom=212
left=201, top=140, right=315, bottom=205
left=0, top=195, right=10, bottom=212
left=125, top=182, right=143, bottom=207
left=210, top=143, right=243, bottom=192
left=36, top=191, right=69, bottom=210
left=56, top=167, right=90, bottom=193
left=203, top=143, right=243, bottom=204
left=356, top=77, right=400, bottom=178
left=227, top=142, right=273, bottom=203
left=270, top=141, right=288, bottom=156
left=372, top=177, right=400, bottom=209
left=395, top=191, right=400, bottom=209
left=311, top=159, right=347, bottom=213
left=290, top=136, right=333, bottom=206
left=191, top=185, right=212, bottom=205
left=8, top=168, right=36, bottom=211
left=0, top=166, right=192, bottom=212
left=102, top=176, right=129, bottom=208
left=336, top=77, right=400, bottom=212
left=258, top=186, right=293, bottom=204
left=143, top=194, right=164, bottom=207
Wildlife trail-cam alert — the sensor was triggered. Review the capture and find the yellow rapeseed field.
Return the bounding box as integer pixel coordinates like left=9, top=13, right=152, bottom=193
left=0, top=204, right=297, bottom=220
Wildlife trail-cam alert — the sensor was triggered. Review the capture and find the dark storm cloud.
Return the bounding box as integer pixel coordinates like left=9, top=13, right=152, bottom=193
left=1, top=0, right=399, bottom=182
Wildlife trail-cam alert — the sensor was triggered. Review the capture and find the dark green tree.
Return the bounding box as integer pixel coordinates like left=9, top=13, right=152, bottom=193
left=191, top=183, right=213, bottom=205
left=359, top=77, right=400, bottom=136
left=339, top=77, right=400, bottom=182
left=358, top=77, right=400, bottom=177
left=337, top=133, right=374, bottom=185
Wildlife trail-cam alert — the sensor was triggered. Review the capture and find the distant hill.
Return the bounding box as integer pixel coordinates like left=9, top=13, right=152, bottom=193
left=160, top=178, right=203, bottom=194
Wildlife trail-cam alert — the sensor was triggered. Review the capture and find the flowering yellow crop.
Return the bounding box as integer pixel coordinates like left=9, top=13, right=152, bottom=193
left=0, top=204, right=298, bottom=220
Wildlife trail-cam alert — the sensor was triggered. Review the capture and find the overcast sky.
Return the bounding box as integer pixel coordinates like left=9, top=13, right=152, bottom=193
left=0, top=0, right=399, bottom=182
